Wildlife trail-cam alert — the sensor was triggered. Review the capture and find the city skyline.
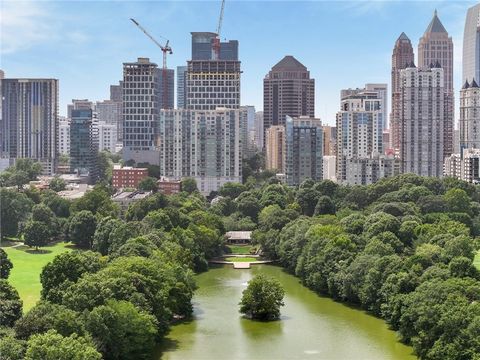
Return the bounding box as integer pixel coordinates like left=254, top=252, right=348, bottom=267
left=1, top=0, right=477, bottom=125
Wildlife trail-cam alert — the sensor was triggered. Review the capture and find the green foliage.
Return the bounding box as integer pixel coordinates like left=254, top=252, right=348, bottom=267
left=219, top=182, right=247, bottom=199
left=138, top=176, right=158, bottom=192
left=14, top=301, right=84, bottom=340
left=68, top=210, right=96, bottom=249
left=0, top=188, right=34, bottom=239
left=0, top=248, right=13, bottom=279
left=25, top=330, right=101, bottom=360
left=314, top=195, right=336, bottom=215
left=125, top=193, right=168, bottom=221
left=41, top=190, right=70, bottom=218
left=0, top=279, right=23, bottom=327
left=49, top=176, right=66, bottom=192
left=239, top=274, right=285, bottom=321
left=84, top=300, right=158, bottom=360
left=181, top=177, right=198, bottom=194
left=23, top=220, right=51, bottom=250
left=71, top=186, right=118, bottom=217
left=0, top=159, right=43, bottom=189
left=40, top=251, right=106, bottom=303
left=0, top=333, right=27, bottom=360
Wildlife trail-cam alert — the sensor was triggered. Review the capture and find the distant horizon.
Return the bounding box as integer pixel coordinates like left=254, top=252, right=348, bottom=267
left=1, top=0, right=477, bottom=125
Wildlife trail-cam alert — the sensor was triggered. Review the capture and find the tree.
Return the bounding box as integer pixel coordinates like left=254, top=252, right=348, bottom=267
left=68, top=210, right=96, bottom=249
left=295, top=187, right=320, bottom=216
left=40, top=251, right=106, bottom=303
left=219, top=182, right=247, bottom=199
left=14, top=301, right=84, bottom=340
left=41, top=190, right=70, bottom=218
left=138, top=176, right=158, bottom=192
left=181, top=177, right=198, bottom=194
left=314, top=195, right=336, bottom=215
left=84, top=300, right=158, bottom=360
left=0, top=248, right=13, bottom=279
left=23, top=220, right=51, bottom=250
left=0, top=188, right=34, bottom=239
left=444, top=188, right=471, bottom=214
left=49, top=176, right=66, bottom=192
left=0, top=279, right=23, bottom=327
left=25, top=330, right=101, bottom=360
left=0, top=334, right=26, bottom=360
left=239, top=274, right=285, bottom=321
left=32, top=203, right=55, bottom=225
left=92, top=217, right=122, bottom=255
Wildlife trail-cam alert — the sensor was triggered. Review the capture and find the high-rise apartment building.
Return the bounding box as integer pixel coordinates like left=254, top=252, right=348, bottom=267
left=110, top=82, right=123, bottom=102
left=336, top=90, right=389, bottom=185
left=67, top=99, right=93, bottom=118
left=158, top=69, right=175, bottom=110
left=254, top=111, right=264, bottom=150
left=341, top=84, right=387, bottom=130
left=158, top=108, right=242, bottom=195
left=418, top=10, right=454, bottom=158
left=1, top=78, right=59, bottom=174
left=322, top=125, right=337, bottom=156
left=177, top=66, right=187, bottom=109
left=463, top=4, right=480, bottom=84
left=323, top=155, right=336, bottom=182
left=96, top=100, right=122, bottom=143
left=59, top=117, right=70, bottom=155
left=400, top=65, right=449, bottom=177
left=240, top=105, right=256, bottom=158
left=70, top=109, right=98, bottom=181
left=460, top=80, right=480, bottom=152
left=265, top=125, right=286, bottom=173
left=285, top=116, right=323, bottom=186
left=444, top=148, right=480, bottom=184
left=263, top=56, right=315, bottom=144
left=186, top=32, right=241, bottom=111
left=97, top=122, right=117, bottom=153
left=122, top=58, right=161, bottom=165
left=391, top=32, right=415, bottom=151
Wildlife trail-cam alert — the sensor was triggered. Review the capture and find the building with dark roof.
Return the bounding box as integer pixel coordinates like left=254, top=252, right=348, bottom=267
left=263, top=56, right=315, bottom=147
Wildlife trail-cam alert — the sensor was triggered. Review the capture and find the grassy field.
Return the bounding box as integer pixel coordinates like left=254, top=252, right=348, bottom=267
left=225, top=257, right=258, bottom=262
left=475, top=251, right=480, bottom=270
left=227, top=245, right=254, bottom=255
left=2, top=242, right=71, bottom=311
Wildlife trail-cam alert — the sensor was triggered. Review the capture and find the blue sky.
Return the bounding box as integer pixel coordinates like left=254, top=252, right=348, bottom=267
left=1, top=0, right=477, bottom=125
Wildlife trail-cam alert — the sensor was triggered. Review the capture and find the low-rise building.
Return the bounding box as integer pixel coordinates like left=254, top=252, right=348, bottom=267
left=112, top=165, right=148, bottom=189
left=111, top=190, right=152, bottom=210
left=225, top=231, right=252, bottom=245
left=158, top=177, right=181, bottom=195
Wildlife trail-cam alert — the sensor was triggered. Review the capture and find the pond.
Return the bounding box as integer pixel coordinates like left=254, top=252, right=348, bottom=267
left=159, top=265, right=416, bottom=360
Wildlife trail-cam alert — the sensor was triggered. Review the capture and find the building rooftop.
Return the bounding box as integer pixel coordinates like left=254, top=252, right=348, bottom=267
left=225, top=231, right=252, bottom=240
left=424, top=10, right=447, bottom=34
left=112, top=190, right=152, bottom=201
left=271, top=55, right=307, bottom=71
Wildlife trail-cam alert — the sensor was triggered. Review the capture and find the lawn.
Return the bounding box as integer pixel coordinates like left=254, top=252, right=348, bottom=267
left=225, top=257, right=258, bottom=262
left=2, top=242, right=72, bottom=311
left=227, top=245, right=254, bottom=255
left=475, top=250, right=480, bottom=270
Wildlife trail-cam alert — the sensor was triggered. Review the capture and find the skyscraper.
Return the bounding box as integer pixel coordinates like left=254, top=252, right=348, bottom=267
left=177, top=66, right=187, bottom=109
left=122, top=58, right=161, bottom=165
left=1, top=78, right=58, bottom=174
left=67, top=99, right=93, bottom=118
left=186, top=32, right=241, bottom=111
left=263, top=56, right=315, bottom=144
left=418, top=10, right=454, bottom=92
left=463, top=3, right=480, bottom=84
left=418, top=10, right=454, bottom=158
left=158, top=69, right=175, bottom=109
left=391, top=32, right=414, bottom=151
left=158, top=108, right=242, bottom=195
left=265, top=125, right=286, bottom=173
left=285, top=116, right=323, bottom=186
left=336, top=90, right=393, bottom=185
left=109, top=82, right=123, bottom=141
left=400, top=65, right=447, bottom=177
left=70, top=109, right=98, bottom=181
left=460, top=4, right=480, bottom=156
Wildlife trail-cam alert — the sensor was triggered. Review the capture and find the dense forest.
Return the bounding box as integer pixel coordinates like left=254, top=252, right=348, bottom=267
left=1, top=163, right=480, bottom=359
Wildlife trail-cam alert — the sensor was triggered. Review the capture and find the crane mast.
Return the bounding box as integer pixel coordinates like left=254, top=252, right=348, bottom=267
left=213, top=0, right=225, bottom=60
left=130, top=18, right=172, bottom=109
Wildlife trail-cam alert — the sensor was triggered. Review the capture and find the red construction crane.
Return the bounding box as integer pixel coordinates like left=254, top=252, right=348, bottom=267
left=130, top=18, right=172, bottom=109
left=212, top=0, right=225, bottom=60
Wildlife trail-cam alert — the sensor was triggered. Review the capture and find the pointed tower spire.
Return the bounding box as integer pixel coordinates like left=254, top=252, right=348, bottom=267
left=425, top=9, right=447, bottom=33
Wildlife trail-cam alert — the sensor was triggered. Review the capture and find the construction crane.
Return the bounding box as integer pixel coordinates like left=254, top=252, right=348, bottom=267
left=130, top=18, right=172, bottom=109
left=212, top=0, right=225, bottom=60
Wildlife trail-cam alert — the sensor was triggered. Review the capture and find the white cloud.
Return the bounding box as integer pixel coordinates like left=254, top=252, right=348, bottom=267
left=0, top=1, right=55, bottom=54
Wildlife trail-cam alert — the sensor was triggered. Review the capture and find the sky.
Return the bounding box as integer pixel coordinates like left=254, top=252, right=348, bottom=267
left=1, top=0, right=478, bottom=125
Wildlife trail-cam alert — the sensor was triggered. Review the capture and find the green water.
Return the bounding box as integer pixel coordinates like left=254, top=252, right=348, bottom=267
left=160, top=265, right=416, bottom=360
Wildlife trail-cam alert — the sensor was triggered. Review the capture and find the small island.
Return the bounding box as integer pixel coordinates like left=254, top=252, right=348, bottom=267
left=239, top=274, right=285, bottom=321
